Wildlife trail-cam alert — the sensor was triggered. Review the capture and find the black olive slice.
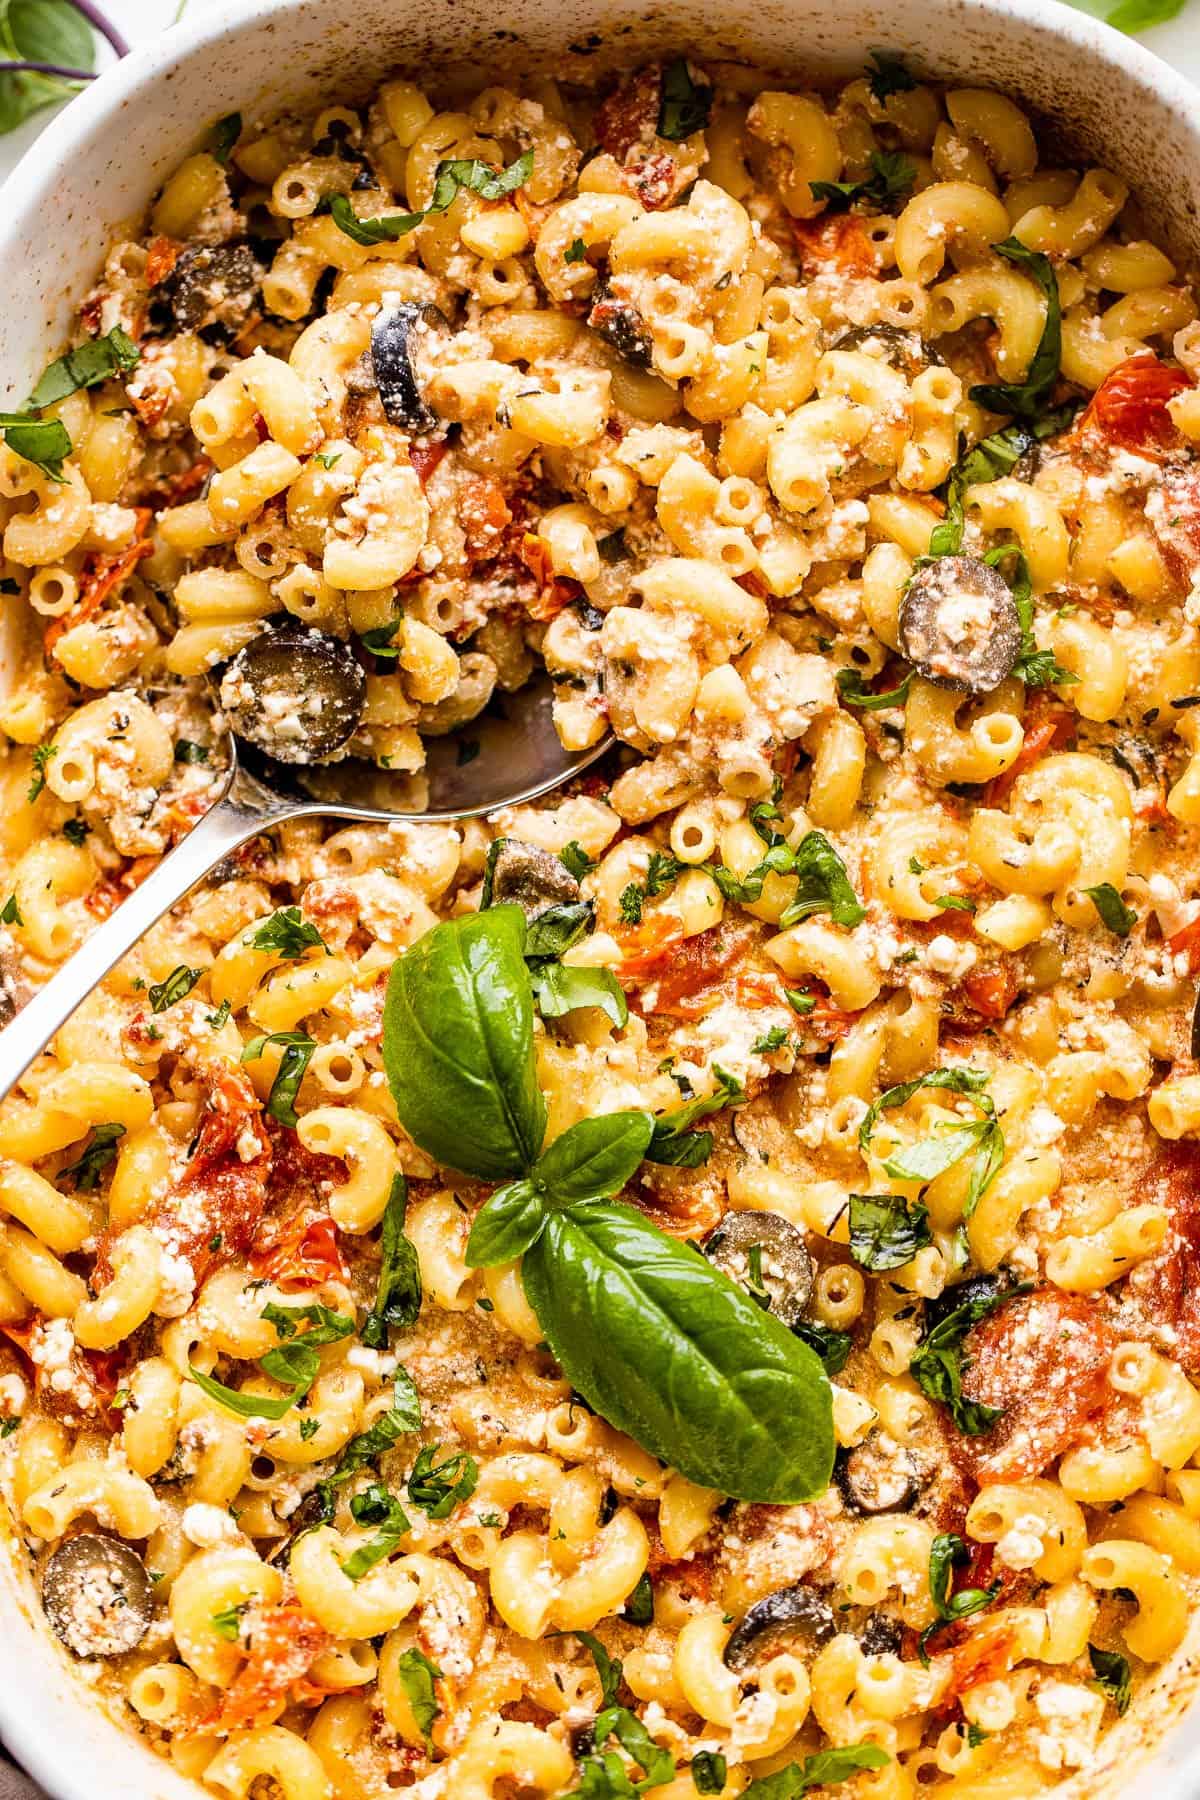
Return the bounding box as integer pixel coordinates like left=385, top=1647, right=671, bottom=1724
left=898, top=555, right=1021, bottom=693
left=859, top=1614, right=904, bottom=1657
left=723, top=1583, right=836, bottom=1670
left=831, top=322, right=942, bottom=378
left=163, top=244, right=263, bottom=339
left=587, top=280, right=653, bottom=369
left=489, top=840, right=581, bottom=921
left=220, top=625, right=366, bottom=763
left=370, top=303, right=450, bottom=432
left=704, top=1211, right=814, bottom=1326
left=836, top=1431, right=922, bottom=1516
left=42, top=1534, right=154, bottom=1657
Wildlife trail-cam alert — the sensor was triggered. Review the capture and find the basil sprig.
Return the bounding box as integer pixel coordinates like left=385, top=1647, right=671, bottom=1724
left=328, top=150, right=533, bottom=245
left=361, top=1174, right=422, bottom=1347
left=383, top=909, right=834, bottom=1502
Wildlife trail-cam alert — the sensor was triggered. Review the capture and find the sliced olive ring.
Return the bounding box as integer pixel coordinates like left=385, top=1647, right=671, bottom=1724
left=898, top=555, right=1021, bottom=694
left=42, top=1534, right=154, bottom=1658
left=831, top=322, right=942, bottom=379
left=704, top=1210, right=814, bottom=1326
left=587, top=280, right=654, bottom=369
left=220, top=624, right=367, bottom=764
left=836, top=1430, right=923, bottom=1516
left=370, top=302, right=450, bottom=432
left=723, top=1583, right=837, bottom=1670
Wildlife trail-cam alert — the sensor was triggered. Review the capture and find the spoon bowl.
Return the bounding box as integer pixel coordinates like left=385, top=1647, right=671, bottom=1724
left=0, top=653, right=612, bottom=1100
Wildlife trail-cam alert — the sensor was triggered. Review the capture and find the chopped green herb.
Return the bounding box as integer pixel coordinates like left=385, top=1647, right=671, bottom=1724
left=0, top=415, right=72, bottom=482
left=867, top=49, right=917, bottom=101
left=210, top=1602, right=247, bottom=1642
left=559, top=840, right=595, bottom=880
left=28, top=328, right=140, bottom=410
left=1088, top=1643, right=1131, bottom=1715
left=564, top=236, right=587, bottom=263
left=657, top=57, right=712, bottom=140
left=60, top=1122, right=125, bottom=1191
left=247, top=906, right=326, bottom=960
left=811, top=149, right=916, bottom=212
left=327, top=151, right=534, bottom=244
left=920, top=1532, right=999, bottom=1660
left=361, top=1174, right=422, bottom=1347
left=149, top=964, right=204, bottom=1013
left=62, top=817, right=89, bottom=846
left=407, top=1444, right=478, bottom=1518
left=174, top=739, right=209, bottom=764
left=1085, top=882, right=1136, bottom=937
left=241, top=1031, right=317, bottom=1128
left=209, top=111, right=242, bottom=164
left=27, top=741, right=56, bottom=803
left=849, top=1193, right=932, bottom=1271
left=0, top=893, right=21, bottom=927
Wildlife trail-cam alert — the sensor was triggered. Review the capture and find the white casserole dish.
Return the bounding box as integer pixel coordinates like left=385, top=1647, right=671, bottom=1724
left=0, top=0, right=1199, bottom=1793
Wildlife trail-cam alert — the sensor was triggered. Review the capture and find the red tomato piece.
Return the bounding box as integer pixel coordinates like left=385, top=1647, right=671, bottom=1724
left=1080, top=352, right=1192, bottom=458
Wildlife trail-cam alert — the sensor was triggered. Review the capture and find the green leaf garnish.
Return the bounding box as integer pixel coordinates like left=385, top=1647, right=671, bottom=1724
left=657, top=58, right=712, bottom=139
left=1084, top=882, right=1136, bottom=936
left=361, top=1174, right=422, bottom=1347
left=148, top=964, right=203, bottom=1013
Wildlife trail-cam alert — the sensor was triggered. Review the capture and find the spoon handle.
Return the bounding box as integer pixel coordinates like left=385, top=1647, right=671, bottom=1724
left=0, top=789, right=293, bottom=1102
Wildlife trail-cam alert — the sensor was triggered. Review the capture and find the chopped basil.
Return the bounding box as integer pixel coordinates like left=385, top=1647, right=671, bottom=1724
left=646, top=1063, right=746, bottom=1168
left=187, top=1365, right=298, bottom=1420
left=1085, top=882, right=1136, bottom=937
left=810, top=149, right=916, bottom=212
left=792, top=1319, right=852, bottom=1376
left=361, top=1174, right=422, bottom=1347
left=327, top=150, right=534, bottom=244
left=0, top=1417, right=19, bottom=1438
left=969, top=240, right=1062, bottom=421
left=174, top=738, right=209, bottom=764
left=530, top=960, right=627, bottom=1030
left=209, top=1602, right=246, bottom=1642
left=909, top=1281, right=1025, bottom=1435
left=62, top=817, right=89, bottom=846
left=1088, top=1643, right=1131, bottom=1715
left=247, top=906, right=326, bottom=959
left=564, top=236, right=587, bottom=263
left=559, top=840, right=595, bottom=880
left=209, top=111, right=241, bottom=164
left=935, top=894, right=976, bottom=912
left=625, top=1570, right=654, bottom=1624
left=778, top=831, right=866, bottom=929
left=866, top=49, right=917, bottom=101
left=390, top=1646, right=442, bottom=1741
left=359, top=622, right=402, bottom=658
left=340, top=1483, right=412, bottom=1580
left=785, top=989, right=817, bottom=1015
left=299, top=1416, right=320, bottom=1441
left=207, top=999, right=232, bottom=1030
left=562, top=1628, right=623, bottom=1708
left=982, top=542, right=1078, bottom=689
left=836, top=667, right=913, bottom=710
left=27, top=328, right=139, bottom=410
left=920, top=1532, right=1000, bottom=1660
left=751, top=1025, right=788, bottom=1055
left=406, top=1444, right=479, bottom=1519
left=0, top=413, right=71, bottom=481
left=148, top=964, right=203, bottom=1013
left=691, top=1752, right=728, bottom=1793
left=60, top=1122, right=125, bottom=1191
left=241, top=1031, right=316, bottom=1128
left=741, top=1744, right=890, bottom=1798
left=0, top=893, right=21, bottom=926
left=321, top=1368, right=422, bottom=1495
left=849, top=1193, right=932, bottom=1271
left=657, top=58, right=712, bottom=140
left=188, top=1302, right=353, bottom=1421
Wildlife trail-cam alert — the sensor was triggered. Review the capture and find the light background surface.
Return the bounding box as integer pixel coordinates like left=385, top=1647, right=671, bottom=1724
left=0, top=0, right=1196, bottom=187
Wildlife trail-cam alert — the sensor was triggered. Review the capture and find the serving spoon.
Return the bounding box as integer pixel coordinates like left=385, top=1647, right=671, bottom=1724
left=0, top=628, right=611, bottom=1099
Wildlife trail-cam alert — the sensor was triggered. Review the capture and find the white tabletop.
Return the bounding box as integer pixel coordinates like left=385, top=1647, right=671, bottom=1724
left=0, top=0, right=1196, bottom=187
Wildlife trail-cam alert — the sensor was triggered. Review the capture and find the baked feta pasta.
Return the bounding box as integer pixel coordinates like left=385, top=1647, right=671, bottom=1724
left=3, top=46, right=1200, bottom=1800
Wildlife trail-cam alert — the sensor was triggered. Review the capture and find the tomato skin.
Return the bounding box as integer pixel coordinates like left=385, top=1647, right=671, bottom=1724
left=1169, top=914, right=1200, bottom=975
left=1080, top=352, right=1192, bottom=457
left=792, top=214, right=877, bottom=277
left=201, top=1601, right=330, bottom=1735
left=960, top=964, right=1018, bottom=1022
left=1151, top=463, right=1200, bottom=584
left=981, top=703, right=1075, bottom=807
left=409, top=438, right=448, bottom=487
left=955, top=1288, right=1117, bottom=1482
left=1124, top=1142, right=1200, bottom=1371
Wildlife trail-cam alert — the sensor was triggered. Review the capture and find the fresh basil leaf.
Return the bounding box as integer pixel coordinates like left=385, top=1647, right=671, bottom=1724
left=0, top=414, right=71, bottom=481
left=59, top=1122, right=124, bottom=1191
left=625, top=1570, right=654, bottom=1624
left=837, top=667, right=913, bottom=710
left=28, top=328, right=139, bottom=410
left=866, top=49, right=916, bottom=101
left=657, top=58, right=712, bottom=139
left=707, top=842, right=796, bottom=906
left=407, top=1444, right=478, bottom=1518
left=849, top=1193, right=931, bottom=1271
left=187, top=1364, right=298, bottom=1420
left=327, top=192, right=430, bottom=244
left=563, top=1629, right=623, bottom=1708
left=383, top=906, right=546, bottom=1181
left=465, top=1178, right=547, bottom=1268
left=741, top=1744, right=890, bottom=1798
left=1085, top=882, right=1136, bottom=937
left=247, top=906, right=326, bottom=959
left=1089, top=1643, right=1131, bottom=1715
left=810, top=149, right=915, bottom=212
left=778, top=831, right=865, bottom=929
left=148, top=964, right=203, bottom=1013
left=391, top=1646, right=442, bottom=1742
left=0, top=893, right=21, bottom=926
left=329, top=151, right=534, bottom=244
left=261, top=1301, right=354, bottom=1348
left=241, top=1030, right=315, bottom=1128
left=362, top=1174, right=422, bottom=1347
left=969, top=240, right=1061, bottom=420
left=646, top=1065, right=745, bottom=1167
left=209, top=111, right=241, bottom=164
left=524, top=900, right=594, bottom=959
left=534, top=1110, right=654, bottom=1205
left=0, top=0, right=94, bottom=137
left=522, top=1200, right=834, bottom=1502
left=908, top=1282, right=1024, bottom=1435
left=341, top=1484, right=412, bottom=1580
left=691, top=1752, right=727, bottom=1793
left=590, top=1706, right=675, bottom=1790
left=792, top=1319, right=852, bottom=1376
left=883, top=1118, right=992, bottom=1185
left=530, top=961, right=628, bottom=1030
